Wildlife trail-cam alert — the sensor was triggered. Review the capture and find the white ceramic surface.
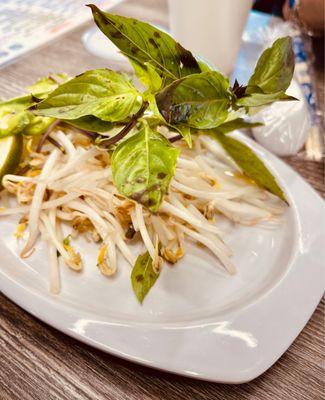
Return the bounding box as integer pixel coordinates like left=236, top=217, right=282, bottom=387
left=0, top=133, right=324, bottom=383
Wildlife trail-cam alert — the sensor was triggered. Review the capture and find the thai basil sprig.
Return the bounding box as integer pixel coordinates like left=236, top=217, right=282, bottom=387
left=0, top=5, right=296, bottom=303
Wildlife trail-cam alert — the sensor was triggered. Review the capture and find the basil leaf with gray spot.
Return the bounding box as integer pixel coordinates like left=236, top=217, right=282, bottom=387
left=156, top=71, right=231, bottom=129
left=131, top=250, right=160, bottom=304
left=111, top=123, right=180, bottom=212
left=88, top=5, right=201, bottom=87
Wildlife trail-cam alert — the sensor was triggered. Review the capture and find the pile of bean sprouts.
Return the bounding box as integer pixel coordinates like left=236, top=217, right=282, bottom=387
left=0, top=125, right=285, bottom=294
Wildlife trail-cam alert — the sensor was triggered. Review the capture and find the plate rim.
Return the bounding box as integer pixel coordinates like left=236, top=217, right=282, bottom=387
left=1, top=133, right=324, bottom=384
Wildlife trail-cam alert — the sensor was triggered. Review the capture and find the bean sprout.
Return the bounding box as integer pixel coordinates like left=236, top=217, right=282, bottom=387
left=0, top=125, right=286, bottom=293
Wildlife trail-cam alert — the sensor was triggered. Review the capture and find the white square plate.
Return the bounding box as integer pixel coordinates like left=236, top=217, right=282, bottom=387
left=0, top=133, right=324, bottom=383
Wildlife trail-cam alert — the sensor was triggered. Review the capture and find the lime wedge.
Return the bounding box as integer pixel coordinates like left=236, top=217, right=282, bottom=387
left=0, top=134, right=23, bottom=188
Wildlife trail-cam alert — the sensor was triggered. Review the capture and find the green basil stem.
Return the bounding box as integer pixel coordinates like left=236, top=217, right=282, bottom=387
left=98, top=101, right=149, bottom=147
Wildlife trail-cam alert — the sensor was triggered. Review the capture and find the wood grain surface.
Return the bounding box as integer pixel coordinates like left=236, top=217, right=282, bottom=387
left=0, top=1, right=324, bottom=399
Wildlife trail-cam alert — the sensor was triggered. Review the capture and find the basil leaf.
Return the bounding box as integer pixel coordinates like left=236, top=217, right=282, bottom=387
left=145, top=94, right=164, bottom=120
left=142, top=95, right=193, bottom=147
left=112, top=123, right=180, bottom=212
left=33, top=69, right=142, bottom=123
left=237, top=91, right=297, bottom=108
left=23, top=116, right=55, bottom=136
left=0, top=96, right=55, bottom=138
left=156, top=71, right=231, bottom=129
left=27, top=73, right=69, bottom=99
left=129, top=58, right=163, bottom=93
left=197, top=59, right=214, bottom=72
left=209, top=131, right=287, bottom=202
left=131, top=250, right=159, bottom=304
left=215, top=118, right=264, bottom=134
left=170, top=124, right=192, bottom=147
left=88, top=5, right=201, bottom=87
left=0, top=96, right=32, bottom=137
left=64, top=116, right=113, bottom=133
left=247, top=37, right=294, bottom=94
left=0, top=75, right=67, bottom=137
left=0, top=95, right=33, bottom=110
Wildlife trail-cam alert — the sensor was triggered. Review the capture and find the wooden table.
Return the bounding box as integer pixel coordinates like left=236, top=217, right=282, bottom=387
left=0, top=1, right=324, bottom=399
